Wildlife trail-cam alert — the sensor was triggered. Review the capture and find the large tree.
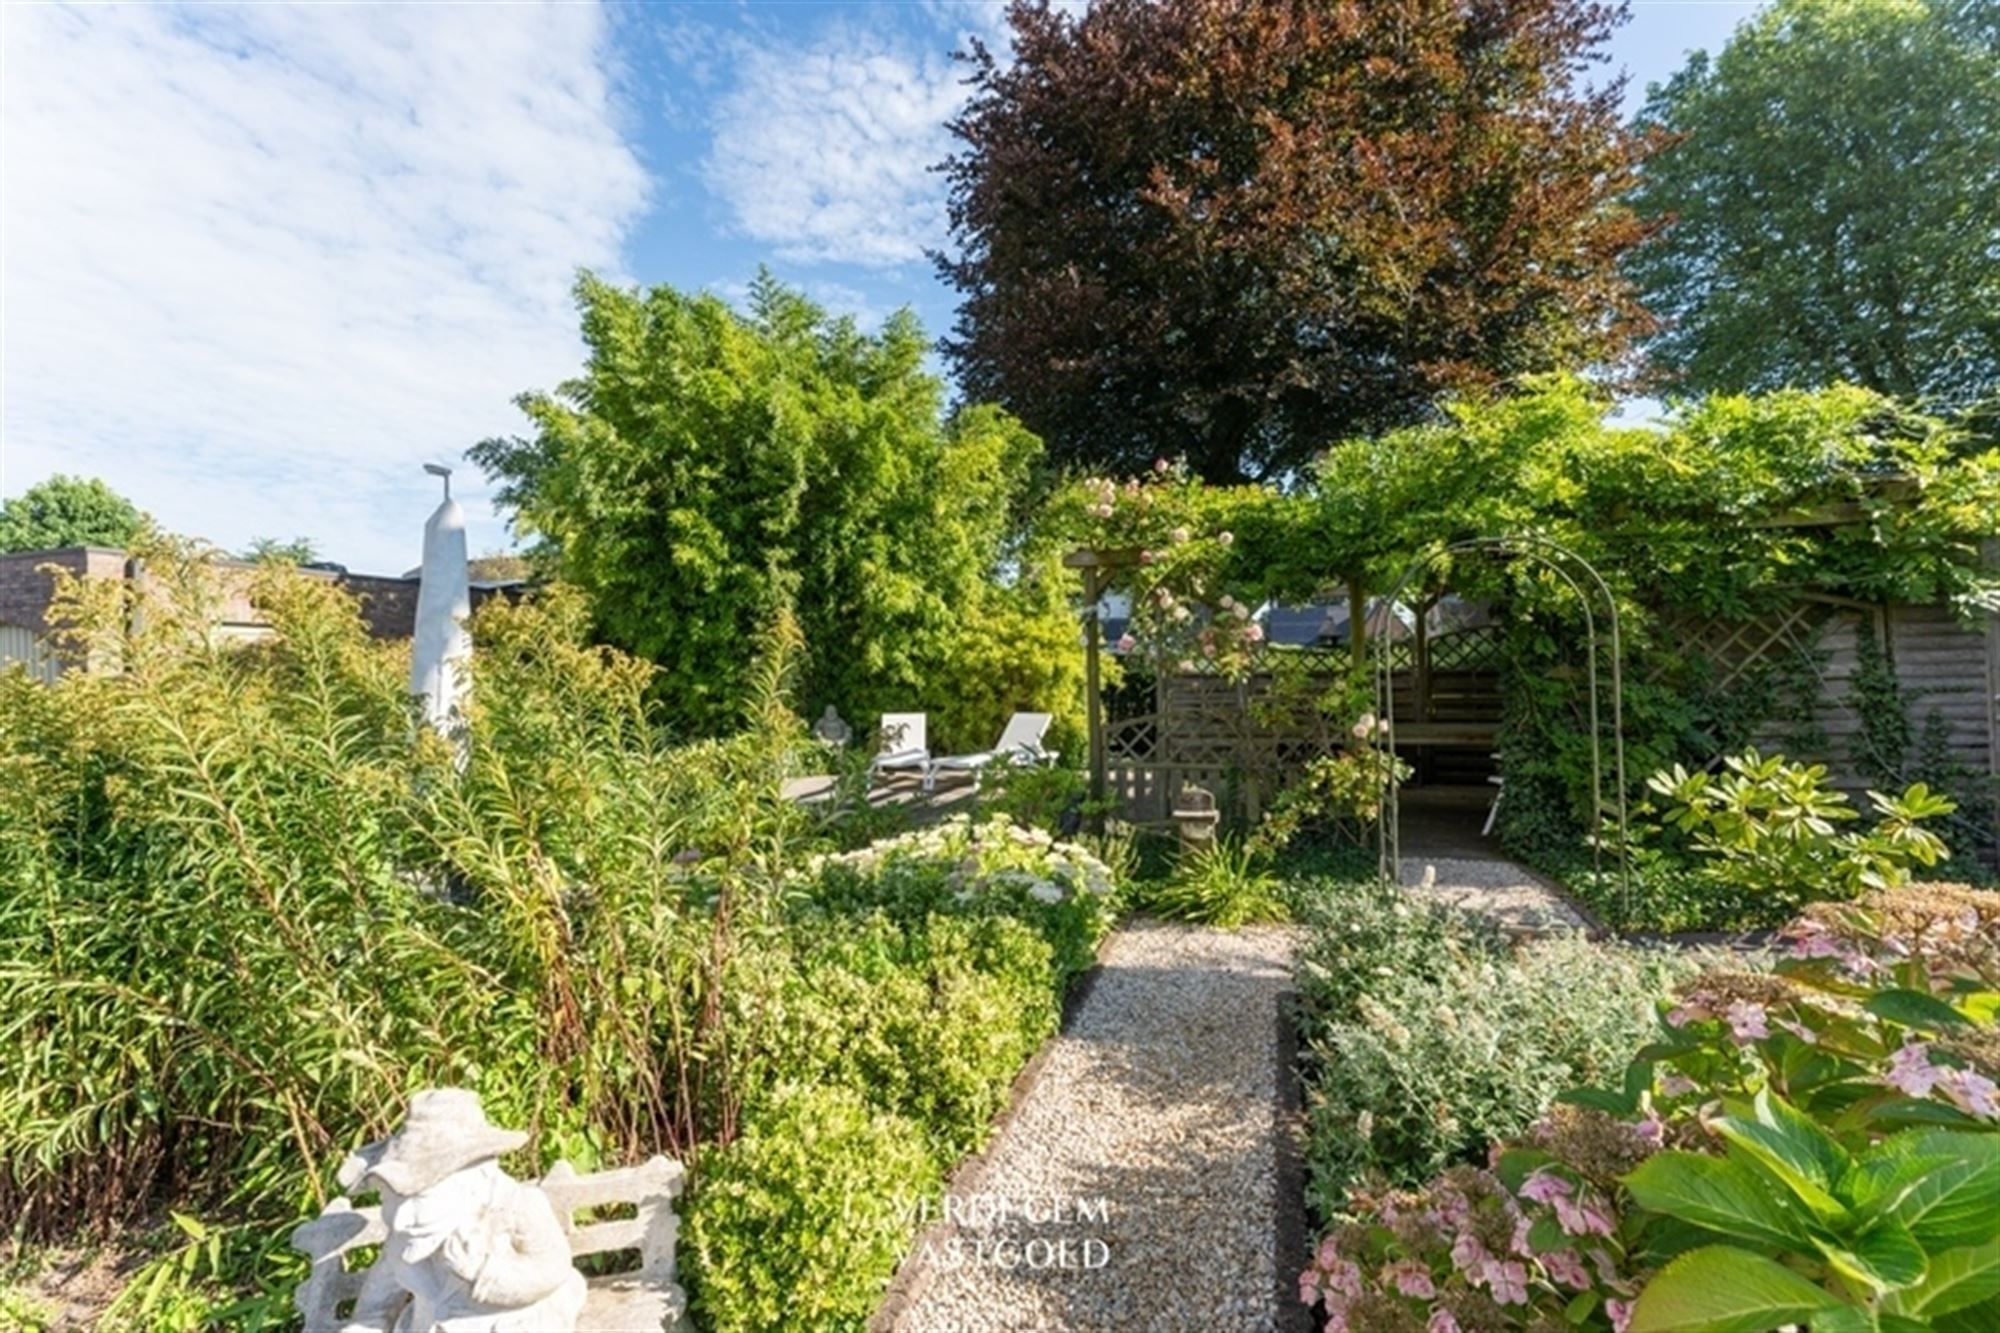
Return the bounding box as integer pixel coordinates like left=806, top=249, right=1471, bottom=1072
left=0, top=475, right=145, bottom=553
left=473, top=273, right=1070, bottom=741
left=1629, top=0, right=2000, bottom=407
left=938, top=0, right=1653, bottom=483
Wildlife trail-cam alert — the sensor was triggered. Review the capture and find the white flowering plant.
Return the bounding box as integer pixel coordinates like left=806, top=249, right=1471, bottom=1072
left=800, top=815, right=1118, bottom=979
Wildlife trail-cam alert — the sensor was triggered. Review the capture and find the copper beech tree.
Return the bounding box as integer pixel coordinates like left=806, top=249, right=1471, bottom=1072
left=939, top=0, right=1658, bottom=483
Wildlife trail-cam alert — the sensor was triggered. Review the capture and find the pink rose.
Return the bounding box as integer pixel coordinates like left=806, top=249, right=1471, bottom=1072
left=1115, top=633, right=1136, bottom=653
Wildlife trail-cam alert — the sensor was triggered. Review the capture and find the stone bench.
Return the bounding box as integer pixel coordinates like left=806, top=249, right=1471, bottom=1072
left=292, top=1155, right=690, bottom=1332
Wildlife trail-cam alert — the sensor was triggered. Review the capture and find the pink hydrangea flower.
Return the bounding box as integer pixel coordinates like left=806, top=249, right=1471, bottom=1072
left=1553, top=1194, right=1614, bottom=1238
left=1659, top=1071, right=1697, bottom=1097
left=1633, top=1109, right=1665, bottom=1148
left=1725, top=1000, right=1769, bottom=1042
left=1482, top=1259, right=1530, bottom=1305
left=1385, top=1259, right=1435, bottom=1298
left=1320, top=1256, right=1363, bottom=1299
left=1520, top=1170, right=1572, bottom=1205
left=1542, top=1248, right=1591, bottom=1290
left=1427, top=1311, right=1461, bottom=1333
left=1450, top=1233, right=1489, bottom=1275
left=1607, top=1298, right=1634, bottom=1332
left=1940, top=1067, right=2000, bottom=1120
left=1886, top=1042, right=1942, bottom=1097
left=1776, top=1017, right=1818, bottom=1045
left=1665, top=1004, right=1705, bottom=1028
left=1298, top=1271, right=1320, bottom=1307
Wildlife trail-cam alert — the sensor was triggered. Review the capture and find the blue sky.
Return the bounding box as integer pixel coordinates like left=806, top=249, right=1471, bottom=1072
left=1, top=0, right=1760, bottom=574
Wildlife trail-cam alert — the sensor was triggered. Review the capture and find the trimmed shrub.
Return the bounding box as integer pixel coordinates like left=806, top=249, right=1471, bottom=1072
left=683, top=1085, right=941, bottom=1333
left=1293, top=880, right=1694, bottom=1222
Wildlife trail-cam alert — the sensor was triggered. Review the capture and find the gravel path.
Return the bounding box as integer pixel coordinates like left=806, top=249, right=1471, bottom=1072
left=883, top=921, right=1303, bottom=1333
left=1398, top=855, right=1589, bottom=932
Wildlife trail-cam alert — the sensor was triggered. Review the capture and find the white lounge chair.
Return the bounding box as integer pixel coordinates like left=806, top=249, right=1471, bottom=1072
left=869, top=713, right=930, bottom=783
left=924, top=713, right=1056, bottom=792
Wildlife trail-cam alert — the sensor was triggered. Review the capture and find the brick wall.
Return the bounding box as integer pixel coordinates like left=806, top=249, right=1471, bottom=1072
left=338, top=573, right=421, bottom=639
left=0, top=546, right=125, bottom=632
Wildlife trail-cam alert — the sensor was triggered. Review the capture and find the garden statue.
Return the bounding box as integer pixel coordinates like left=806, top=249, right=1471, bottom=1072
left=812, top=704, right=853, bottom=748
left=329, top=1089, right=586, bottom=1333
left=410, top=464, right=471, bottom=745
left=1173, top=782, right=1220, bottom=853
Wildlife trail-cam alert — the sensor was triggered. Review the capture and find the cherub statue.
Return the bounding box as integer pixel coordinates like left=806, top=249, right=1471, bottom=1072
left=336, top=1089, right=586, bottom=1333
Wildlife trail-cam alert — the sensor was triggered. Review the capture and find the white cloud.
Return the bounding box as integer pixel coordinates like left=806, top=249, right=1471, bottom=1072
left=702, top=23, right=965, bottom=268
left=0, top=2, right=649, bottom=572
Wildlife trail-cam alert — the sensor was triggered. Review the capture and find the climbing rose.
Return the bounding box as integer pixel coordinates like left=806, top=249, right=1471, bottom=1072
left=1115, top=633, right=1136, bottom=652
left=1244, top=623, right=1265, bottom=642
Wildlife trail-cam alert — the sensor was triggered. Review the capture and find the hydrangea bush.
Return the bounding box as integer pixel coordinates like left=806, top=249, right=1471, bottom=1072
left=1299, top=884, right=2000, bottom=1332
left=802, top=814, right=1118, bottom=980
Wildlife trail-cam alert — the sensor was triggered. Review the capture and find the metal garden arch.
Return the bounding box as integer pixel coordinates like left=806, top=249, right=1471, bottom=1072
left=1372, top=535, right=1632, bottom=912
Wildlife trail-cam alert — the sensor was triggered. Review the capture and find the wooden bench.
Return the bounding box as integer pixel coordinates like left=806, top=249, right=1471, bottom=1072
left=291, top=1156, right=690, bottom=1333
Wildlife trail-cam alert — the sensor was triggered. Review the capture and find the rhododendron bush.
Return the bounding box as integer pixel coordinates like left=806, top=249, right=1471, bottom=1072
left=1300, top=884, right=2000, bottom=1332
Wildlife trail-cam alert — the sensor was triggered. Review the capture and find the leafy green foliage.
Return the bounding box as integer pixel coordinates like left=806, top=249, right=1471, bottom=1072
left=1298, top=883, right=2000, bottom=1331
left=0, top=475, right=145, bottom=553
left=238, top=536, right=318, bottom=565
left=1291, top=878, right=1693, bottom=1222
left=1629, top=0, right=2000, bottom=407
left=0, top=542, right=1114, bottom=1328
left=1138, top=839, right=1288, bottom=928
left=1251, top=728, right=1407, bottom=857
left=472, top=271, right=1078, bottom=749
left=1056, top=378, right=1999, bottom=878
left=1623, top=749, right=1956, bottom=927
left=682, top=1085, right=941, bottom=1333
